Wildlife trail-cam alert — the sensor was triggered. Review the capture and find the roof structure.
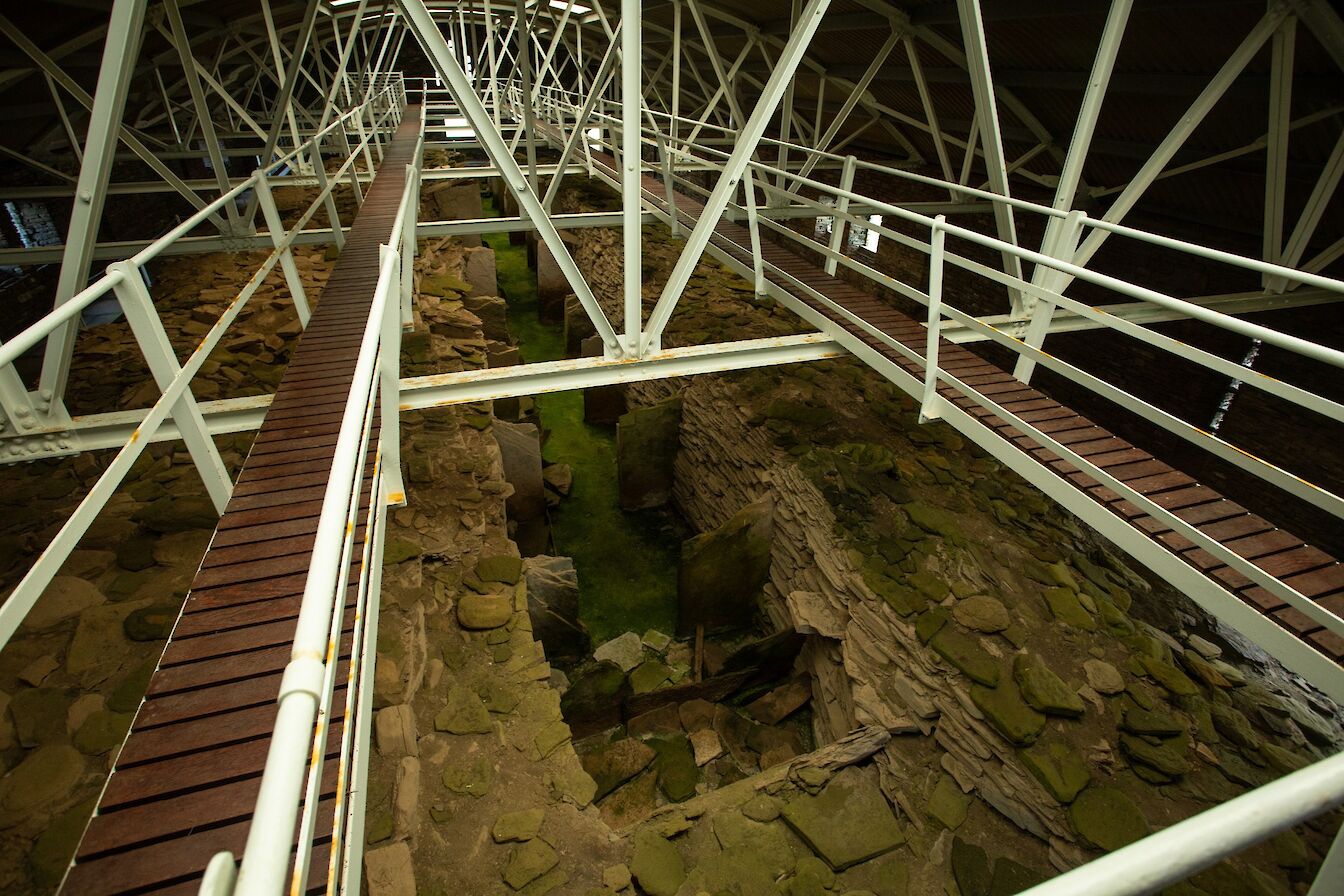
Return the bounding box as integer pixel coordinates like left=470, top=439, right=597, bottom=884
left=0, top=1, right=1341, bottom=894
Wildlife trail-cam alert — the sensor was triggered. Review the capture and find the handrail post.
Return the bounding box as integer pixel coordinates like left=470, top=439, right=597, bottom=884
left=743, top=167, right=765, bottom=296
left=919, top=216, right=947, bottom=424
left=379, top=243, right=406, bottom=506
left=310, top=149, right=346, bottom=251
left=1014, top=209, right=1086, bottom=383
left=659, top=130, right=680, bottom=237
left=109, top=261, right=233, bottom=512
left=401, top=162, right=417, bottom=329
left=339, top=121, right=365, bottom=207
left=825, top=154, right=857, bottom=276
left=254, top=169, right=312, bottom=327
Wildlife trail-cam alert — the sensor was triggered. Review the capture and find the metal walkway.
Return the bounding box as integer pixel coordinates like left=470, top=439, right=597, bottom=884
left=587, top=149, right=1344, bottom=671
left=60, top=108, right=422, bottom=896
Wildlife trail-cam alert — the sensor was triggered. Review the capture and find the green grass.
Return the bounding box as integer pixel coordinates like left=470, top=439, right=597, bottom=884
left=482, top=199, right=683, bottom=645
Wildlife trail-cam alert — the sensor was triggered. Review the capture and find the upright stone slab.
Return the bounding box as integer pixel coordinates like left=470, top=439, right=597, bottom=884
left=677, top=497, right=773, bottom=635
left=536, top=239, right=569, bottom=320
left=493, top=420, right=547, bottom=556
left=463, top=294, right=510, bottom=343
left=432, top=182, right=483, bottom=246
left=523, top=555, right=590, bottom=661
left=563, top=293, right=596, bottom=358
left=582, top=335, right=626, bottom=425
left=616, top=396, right=682, bottom=511
left=463, top=246, right=497, bottom=297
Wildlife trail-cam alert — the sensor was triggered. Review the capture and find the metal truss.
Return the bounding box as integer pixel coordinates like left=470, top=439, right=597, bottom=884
left=1, top=3, right=1343, bottom=893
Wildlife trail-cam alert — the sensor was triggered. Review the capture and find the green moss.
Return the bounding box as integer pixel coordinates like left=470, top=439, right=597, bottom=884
left=482, top=201, right=682, bottom=644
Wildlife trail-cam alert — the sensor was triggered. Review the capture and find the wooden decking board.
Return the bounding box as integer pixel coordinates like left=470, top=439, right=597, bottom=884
left=593, top=150, right=1344, bottom=665
left=61, top=108, right=422, bottom=895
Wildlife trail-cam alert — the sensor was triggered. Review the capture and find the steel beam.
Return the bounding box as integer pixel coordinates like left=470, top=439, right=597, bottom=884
left=399, top=335, right=844, bottom=410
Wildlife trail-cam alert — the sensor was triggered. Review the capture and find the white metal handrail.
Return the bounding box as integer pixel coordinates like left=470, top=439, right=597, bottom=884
left=0, top=82, right=409, bottom=659
left=204, top=115, right=420, bottom=896
left=514, top=95, right=1344, bottom=647
left=538, top=97, right=1344, bottom=512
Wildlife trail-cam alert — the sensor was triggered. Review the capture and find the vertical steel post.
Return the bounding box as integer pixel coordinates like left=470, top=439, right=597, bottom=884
left=1014, top=0, right=1132, bottom=376
left=255, top=170, right=314, bottom=327
left=825, top=154, right=856, bottom=276
left=109, top=261, right=233, bottom=512
left=398, top=0, right=622, bottom=353
left=1263, top=14, right=1297, bottom=285
left=516, top=0, right=539, bottom=194
left=642, top=0, right=834, bottom=355
left=954, top=0, right=1025, bottom=314
left=919, top=216, right=947, bottom=424
left=621, top=0, right=642, bottom=354
left=379, top=244, right=406, bottom=506
left=37, top=0, right=149, bottom=422
left=743, top=167, right=765, bottom=295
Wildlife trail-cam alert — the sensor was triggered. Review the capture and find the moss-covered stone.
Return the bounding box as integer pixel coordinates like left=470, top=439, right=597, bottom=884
left=763, top=398, right=834, bottom=428
left=630, top=830, right=686, bottom=896
left=1120, top=732, right=1192, bottom=778
left=1121, top=703, right=1184, bottom=737
left=865, top=565, right=929, bottom=618
left=953, top=596, right=1011, bottom=633
left=629, top=660, right=672, bottom=694
left=382, top=537, right=422, bottom=565
left=1013, top=653, right=1085, bottom=717
left=617, top=396, right=683, bottom=511
left=1041, top=587, right=1097, bottom=630
left=108, top=658, right=156, bottom=712
left=30, top=797, right=96, bottom=888
left=492, top=808, right=545, bottom=843
left=456, top=593, right=513, bottom=630
left=73, top=710, right=133, bottom=755
left=950, top=836, right=992, bottom=896
left=503, top=838, right=559, bottom=890
left=970, top=680, right=1046, bottom=745
left=905, top=503, right=964, bottom=542
left=927, top=773, right=970, bottom=829
left=1069, top=787, right=1149, bottom=851
left=648, top=733, right=699, bottom=802
left=931, top=629, right=1000, bottom=687
left=131, top=495, right=219, bottom=533
left=122, top=604, right=177, bottom=641
left=780, top=767, right=905, bottom=871
left=581, top=738, right=656, bottom=800
left=1140, top=654, right=1201, bottom=697
left=1019, top=740, right=1090, bottom=803
left=1211, top=703, right=1261, bottom=749
left=989, top=858, right=1047, bottom=896
left=475, top=554, right=523, bottom=584
left=434, top=686, right=492, bottom=734
left=677, top=498, right=772, bottom=634
left=915, top=607, right=949, bottom=644
left=441, top=754, right=494, bottom=797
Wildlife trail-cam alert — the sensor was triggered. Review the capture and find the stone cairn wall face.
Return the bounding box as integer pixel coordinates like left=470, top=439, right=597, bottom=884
left=362, top=178, right=631, bottom=896
left=553, top=186, right=1344, bottom=891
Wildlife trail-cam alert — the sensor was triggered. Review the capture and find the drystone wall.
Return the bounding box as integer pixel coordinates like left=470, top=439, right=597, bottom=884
left=554, top=186, right=1344, bottom=892
left=363, top=195, right=632, bottom=896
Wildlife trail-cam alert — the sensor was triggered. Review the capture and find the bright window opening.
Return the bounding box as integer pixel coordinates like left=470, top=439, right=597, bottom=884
left=864, top=214, right=882, bottom=252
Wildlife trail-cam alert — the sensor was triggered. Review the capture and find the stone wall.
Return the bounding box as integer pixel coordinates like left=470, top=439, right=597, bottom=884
left=555, top=184, right=1344, bottom=890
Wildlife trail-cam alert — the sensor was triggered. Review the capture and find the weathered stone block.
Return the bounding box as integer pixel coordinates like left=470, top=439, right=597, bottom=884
left=617, top=396, right=682, bottom=511
left=462, top=246, right=496, bottom=297
left=677, top=497, right=772, bottom=635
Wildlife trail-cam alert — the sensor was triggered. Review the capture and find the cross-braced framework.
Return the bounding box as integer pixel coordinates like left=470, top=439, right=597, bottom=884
left=0, top=1, right=1342, bottom=894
